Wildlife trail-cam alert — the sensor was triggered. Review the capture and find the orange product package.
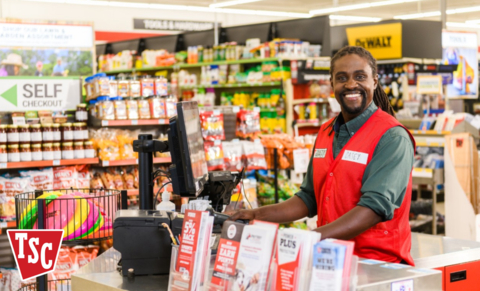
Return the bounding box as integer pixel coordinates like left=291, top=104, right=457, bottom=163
left=260, top=136, right=290, bottom=170
left=204, top=141, right=226, bottom=171
left=76, top=165, right=91, bottom=188
left=108, top=168, right=125, bottom=190
left=236, top=110, right=260, bottom=139
left=200, top=111, right=225, bottom=141
left=117, top=130, right=138, bottom=160
left=122, top=167, right=136, bottom=190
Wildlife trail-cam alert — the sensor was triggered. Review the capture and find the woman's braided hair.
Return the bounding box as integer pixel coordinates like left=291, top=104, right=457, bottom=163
left=330, top=46, right=395, bottom=117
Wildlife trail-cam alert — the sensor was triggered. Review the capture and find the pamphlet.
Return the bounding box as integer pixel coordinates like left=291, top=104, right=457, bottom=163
left=308, top=240, right=346, bottom=291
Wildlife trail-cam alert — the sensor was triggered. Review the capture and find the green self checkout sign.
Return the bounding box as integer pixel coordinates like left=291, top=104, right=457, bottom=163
left=0, top=77, right=81, bottom=112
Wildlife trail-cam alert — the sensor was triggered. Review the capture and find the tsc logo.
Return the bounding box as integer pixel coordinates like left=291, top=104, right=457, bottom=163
left=7, top=230, right=63, bottom=281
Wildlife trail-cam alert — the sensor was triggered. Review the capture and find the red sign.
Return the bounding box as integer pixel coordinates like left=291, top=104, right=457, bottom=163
left=7, top=230, right=63, bottom=281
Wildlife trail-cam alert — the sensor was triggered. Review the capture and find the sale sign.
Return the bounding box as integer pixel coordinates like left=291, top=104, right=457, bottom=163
left=7, top=230, right=63, bottom=281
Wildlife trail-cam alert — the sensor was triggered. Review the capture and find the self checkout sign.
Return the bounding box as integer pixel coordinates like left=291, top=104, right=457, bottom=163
left=0, top=77, right=81, bottom=112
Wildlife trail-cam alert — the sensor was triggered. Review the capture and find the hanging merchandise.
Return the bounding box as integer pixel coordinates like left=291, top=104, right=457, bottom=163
left=236, top=110, right=260, bottom=139
left=240, top=141, right=267, bottom=171
left=222, top=141, right=244, bottom=172
left=200, top=111, right=225, bottom=141
left=204, top=141, right=226, bottom=171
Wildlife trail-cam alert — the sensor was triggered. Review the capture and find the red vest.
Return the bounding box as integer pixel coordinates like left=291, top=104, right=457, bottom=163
left=313, top=109, right=415, bottom=265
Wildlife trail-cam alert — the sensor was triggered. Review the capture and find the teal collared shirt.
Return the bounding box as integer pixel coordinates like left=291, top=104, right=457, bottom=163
left=295, top=102, right=414, bottom=221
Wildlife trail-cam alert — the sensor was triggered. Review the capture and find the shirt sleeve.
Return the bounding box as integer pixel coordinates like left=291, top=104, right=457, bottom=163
left=357, top=126, right=414, bottom=221
left=294, top=152, right=318, bottom=218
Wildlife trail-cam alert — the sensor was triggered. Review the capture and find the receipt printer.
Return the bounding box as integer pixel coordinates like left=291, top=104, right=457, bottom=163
left=113, top=209, right=183, bottom=276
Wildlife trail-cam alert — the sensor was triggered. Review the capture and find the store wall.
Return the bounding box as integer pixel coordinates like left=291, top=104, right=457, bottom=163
left=0, top=0, right=290, bottom=41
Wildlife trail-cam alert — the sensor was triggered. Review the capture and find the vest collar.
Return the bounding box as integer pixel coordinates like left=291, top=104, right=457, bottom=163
left=334, top=101, right=378, bottom=135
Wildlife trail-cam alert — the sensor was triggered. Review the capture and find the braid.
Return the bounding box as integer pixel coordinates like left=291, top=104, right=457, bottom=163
left=373, top=85, right=395, bottom=117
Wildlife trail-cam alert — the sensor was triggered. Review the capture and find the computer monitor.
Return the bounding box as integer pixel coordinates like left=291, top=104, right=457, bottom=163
left=168, top=101, right=209, bottom=197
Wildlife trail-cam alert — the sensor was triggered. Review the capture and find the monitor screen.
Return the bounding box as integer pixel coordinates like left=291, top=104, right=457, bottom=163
left=182, top=103, right=208, bottom=185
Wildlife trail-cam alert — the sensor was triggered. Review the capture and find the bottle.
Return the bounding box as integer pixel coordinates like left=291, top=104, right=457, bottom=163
left=156, top=188, right=175, bottom=211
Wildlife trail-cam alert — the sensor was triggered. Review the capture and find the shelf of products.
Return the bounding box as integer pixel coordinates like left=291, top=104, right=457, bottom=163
left=100, top=157, right=171, bottom=167
left=0, top=158, right=99, bottom=170
left=96, top=119, right=170, bottom=127
left=180, top=82, right=282, bottom=89
left=291, top=97, right=330, bottom=105
left=409, top=130, right=451, bottom=135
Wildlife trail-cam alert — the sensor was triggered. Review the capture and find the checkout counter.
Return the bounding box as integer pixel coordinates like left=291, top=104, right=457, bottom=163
left=71, top=232, right=480, bottom=291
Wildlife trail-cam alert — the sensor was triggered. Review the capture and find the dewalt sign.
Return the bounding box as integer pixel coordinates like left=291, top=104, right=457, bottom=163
left=346, top=23, right=402, bottom=60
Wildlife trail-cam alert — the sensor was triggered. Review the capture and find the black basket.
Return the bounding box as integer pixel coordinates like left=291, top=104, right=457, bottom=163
left=17, top=279, right=71, bottom=291
left=15, top=188, right=121, bottom=243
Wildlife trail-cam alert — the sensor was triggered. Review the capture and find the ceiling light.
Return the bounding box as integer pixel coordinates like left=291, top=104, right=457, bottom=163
left=21, top=0, right=311, bottom=18
left=394, top=5, right=480, bottom=20
left=210, top=0, right=262, bottom=8
left=446, top=22, right=480, bottom=29
left=310, top=0, right=419, bottom=15
left=329, top=15, right=382, bottom=22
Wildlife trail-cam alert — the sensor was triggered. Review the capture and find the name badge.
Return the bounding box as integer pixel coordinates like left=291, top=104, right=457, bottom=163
left=314, top=149, right=327, bottom=158
left=342, top=150, right=368, bottom=165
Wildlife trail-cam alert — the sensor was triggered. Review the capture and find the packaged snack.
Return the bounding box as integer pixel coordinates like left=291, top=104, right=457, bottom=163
left=138, top=99, right=151, bottom=119
left=126, top=100, right=139, bottom=120
left=0, top=176, right=31, bottom=221
left=20, top=168, right=54, bottom=190
left=166, top=97, right=177, bottom=118
left=241, top=141, right=267, bottom=171
left=109, top=168, right=125, bottom=190
left=204, top=141, right=226, bottom=171
left=72, top=245, right=99, bottom=268
left=113, top=98, right=127, bottom=120
left=53, top=166, right=77, bottom=189
left=236, top=110, right=260, bottom=139
left=260, top=135, right=291, bottom=170
left=99, top=170, right=116, bottom=189
left=76, top=166, right=91, bottom=188
left=141, top=77, right=155, bottom=97
left=122, top=168, right=136, bottom=189
left=149, top=97, right=167, bottom=119
left=90, top=171, right=105, bottom=190
left=222, top=141, right=244, bottom=171
left=200, top=111, right=225, bottom=141
left=133, top=167, right=139, bottom=189
left=117, top=130, right=137, bottom=160
left=96, top=128, right=120, bottom=161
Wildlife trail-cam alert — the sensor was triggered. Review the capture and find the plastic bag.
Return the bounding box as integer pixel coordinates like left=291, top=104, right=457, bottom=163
left=222, top=141, right=244, bottom=171
left=241, top=141, right=267, bottom=171
left=76, top=166, right=91, bottom=188
left=200, top=111, right=225, bottom=141
left=122, top=167, right=136, bottom=189
left=20, top=168, right=54, bottom=190
left=236, top=110, right=260, bottom=139
left=117, top=130, right=138, bottom=160
left=53, top=166, right=77, bottom=189
left=204, top=141, right=226, bottom=171
left=0, top=176, right=30, bottom=221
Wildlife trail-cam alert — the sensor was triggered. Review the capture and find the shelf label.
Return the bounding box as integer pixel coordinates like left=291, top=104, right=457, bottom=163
left=0, top=222, right=7, bottom=228
left=135, top=159, right=139, bottom=164
left=158, top=119, right=167, bottom=124
left=101, top=120, right=108, bottom=126
left=0, top=163, right=7, bottom=169
left=131, top=120, right=138, bottom=125
left=102, top=161, right=109, bottom=166
left=53, top=160, right=61, bottom=166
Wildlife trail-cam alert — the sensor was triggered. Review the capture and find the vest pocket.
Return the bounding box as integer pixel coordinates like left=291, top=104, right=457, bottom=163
left=354, top=228, right=400, bottom=263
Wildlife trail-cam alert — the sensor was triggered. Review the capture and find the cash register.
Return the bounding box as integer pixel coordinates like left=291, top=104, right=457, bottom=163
left=113, top=101, right=243, bottom=276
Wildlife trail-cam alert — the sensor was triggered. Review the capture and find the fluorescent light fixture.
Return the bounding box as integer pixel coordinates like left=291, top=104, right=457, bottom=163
left=395, top=5, right=480, bottom=20
left=310, top=0, right=419, bottom=15
left=447, top=22, right=480, bottom=29
left=210, top=0, right=262, bottom=8
left=21, top=0, right=311, bottom=18
left=329, top=15, right=382, bottom=22
left=466, top=19, right=480, bottom=24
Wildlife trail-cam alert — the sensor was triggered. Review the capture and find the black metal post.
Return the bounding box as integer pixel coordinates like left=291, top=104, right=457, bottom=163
left=121, top=190, right=128, bottom=210
left=36, top=198, right=48, bottom=291
left=138, top=134, right=154, bottom=210
left=274, top=148, right=279, bottom=204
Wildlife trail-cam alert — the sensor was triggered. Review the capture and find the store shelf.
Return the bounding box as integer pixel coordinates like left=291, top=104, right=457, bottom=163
left=409, top=130, right=451, bottom=135
left=99, top=119, right=169, bottom=127
left=100, top=157, right=171, bottom=167
left=0, top=221, right=16, bottom=234
left=291, top=98, right=330, bottom=105
left=0, top=158, right=99, bottom=170
left=180, top=81, right=282, bottom=89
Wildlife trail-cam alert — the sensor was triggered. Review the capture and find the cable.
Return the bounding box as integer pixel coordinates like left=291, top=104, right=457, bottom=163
left=154, top=181, right=172, bottom=207
left=216, top=182, right=227, bottom=211
left=241, top=177, right=253, bottom=210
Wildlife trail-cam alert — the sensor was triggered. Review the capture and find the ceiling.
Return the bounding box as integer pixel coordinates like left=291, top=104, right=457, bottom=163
left=110, top=0, right=480, bottom=23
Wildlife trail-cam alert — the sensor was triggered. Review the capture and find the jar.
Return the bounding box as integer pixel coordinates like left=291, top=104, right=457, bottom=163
left=7, top=144, right=20, bottom=162
left=7, top=125, right=19, bottom=143
left=80, top=123, right=88, bottom=140
left=42, top=124, right=53, bottom=142
left=31, top=144, right=43, bottom=161
left=84, top=141, right=95, bottom=158
left=62, top=142, right=74, bottom=160
left=19, top=125, right=31, bottom=143
left=0, top=145, right=7, bottom=163
left=113, top=98, right=127, bottom=120
left=61, top=123, right=73, bottom=142
left=52, top=124, right=61, bottom=142
left=138, top=99, right=151, bottom=119
left=43, top=143, right=54, bottom=161
left=30, top=124, right=42, bottom=143
left=74, top=142, right=85, bottom=159
left=53, top=142, right=62, bottom=160
left=0, top=125, right=7, bottom=144
left=126, top=99, right=139, bottom=119
left=73, top=123, right=83, bottom=141
left=118, top=78, right=130, bottom=98
left=20, top=144, right=32, bottom=162
left=76, top=104, right=88, bottom=122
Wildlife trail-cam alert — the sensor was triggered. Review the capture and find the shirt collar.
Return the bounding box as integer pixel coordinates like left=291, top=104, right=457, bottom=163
left=333, top=101, right=378, bottom=135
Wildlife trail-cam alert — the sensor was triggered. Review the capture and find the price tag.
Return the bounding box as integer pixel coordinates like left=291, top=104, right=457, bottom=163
left=0, top=222, right=7, bottom=228
left=293, top=148, right=310, bottom=173
left=158, top=119, right=167, bottom=124
left=102, top=161, right=109, bottom=166
left=131, top=120, right=138, bottom=125
left=101, top=120, right=108, bottom=126
left=0, top=163, right=7, bottom=169
left=53, top=160, right=61, bottom=166
left=135, top=159, right=139, bottom=164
